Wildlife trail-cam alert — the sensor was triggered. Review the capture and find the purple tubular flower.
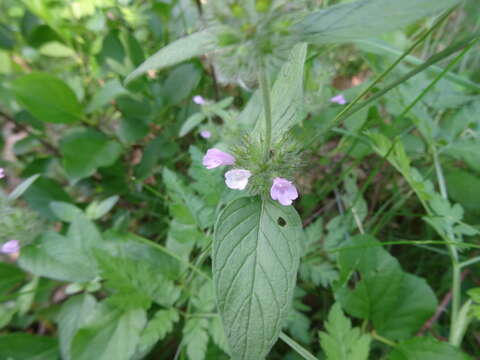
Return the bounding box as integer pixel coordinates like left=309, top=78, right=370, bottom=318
left=0, top=168, right=4, bottom=179
left=1, top=240, right=20, bottom=254
left=270, top=177, right=299, bottom=206
left=225, top=169, right=251, bottom=190
left=200, top=130, right=211, bottom=139
left=330, top=94, right=347, bottom=105
left=202, top=148, right=235, bottom=169
left=193, top=95, right=206, bottom=105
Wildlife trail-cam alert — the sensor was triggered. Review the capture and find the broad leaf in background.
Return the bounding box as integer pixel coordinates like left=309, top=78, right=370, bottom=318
left=319, top=303, right=371, bottom=360
left=12, top=72, right=83, bottom=123
left=125, top=28, right=220, bottom=83
left=70, top=302, right=146, bottom=360
left=213, top=196, right=301, bottom=360
left=23, top=177, right=73, bottom=220
left=336, top=235, right=437, bottom=340
left=388, top=337, right=473, bottom=360
left=60, top=128, right=123, bottom=181
left=19, top=231, right=97, bottom=282
left=57, top=294, right=97, bottom=360
left=0, top=333, right=59, bottom=360
left=294, top=0, right=461, bottom=45
left=19, top=213, right=102, bottom=282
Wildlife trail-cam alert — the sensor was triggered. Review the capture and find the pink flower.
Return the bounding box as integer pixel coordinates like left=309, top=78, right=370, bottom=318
left=202, top=148, right=235, bottom=169
left=225, top=169, right=252, bottom=190
left=0, top=168, right=4, bottom=179
left=270, top=177, right=298, bottom=206
left=193, top=95, right=206, bottom=105
left=200, top=130, right=211, bottom=139
left=1, top=240, right=20, bottom=254
left=330, top=94, right=347, bottom=105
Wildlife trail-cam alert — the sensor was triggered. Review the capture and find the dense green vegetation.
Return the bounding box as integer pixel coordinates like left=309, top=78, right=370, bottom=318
left=0, top=0, right=479, bottom=359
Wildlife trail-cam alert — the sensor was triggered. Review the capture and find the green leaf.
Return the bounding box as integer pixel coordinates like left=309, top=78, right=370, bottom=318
left=60, top=128, right=123, bottom=181
left=12, top=72, right=83, bottom=123
left=71, top=302, right=147, bottom=360
left=336, top=235, right=437, bottom=339
left=183, top=318, right=209, bottom=360
left=374, top=274, right=437, bottom=340
left=179, top=112, right=206, bottom=137
left=137, top=309, right=179, bottom=354
left=19, top=231, right=97, bottom=282
left=8, top=174, right=40, bottom=201
left=0, top=24, right=15, bottom=49
left=23, top=177, right=73, bottom=220
left=0, top=262, right=26, bottom=294
left=19, top=214, right=101, bottom=282
left=389, top=337, right=473, bottom=360
left=125, top=28, right=220, bottom=83
left=0, top=334, right=59, bottom=360
left=252, top=43, right=307, bottom=142
left=57, top=294, right=97, bottom=360
left=50, top=201, right=84, bottom=222
left=95, top=249, right=180, bottom=310
left=295, top=0, right=461, bottom=45
left=164, top=63, right=201, bottom=105
left=86, top=195, right=119, bottom=220
left=319, top=303, right=371, bottom=360
left=213, top=196, right=301, bottom=360
left=86, top=79, right=128, bottom=113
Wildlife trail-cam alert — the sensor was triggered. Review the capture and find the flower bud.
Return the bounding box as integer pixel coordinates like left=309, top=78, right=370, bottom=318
left=203, top=148, right=235, bottom=169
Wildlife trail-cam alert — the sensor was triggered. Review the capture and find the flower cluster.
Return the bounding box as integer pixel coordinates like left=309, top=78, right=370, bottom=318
left=202, top=148, right=298, bottom=206
left=0, top=168, right=5, bottom=179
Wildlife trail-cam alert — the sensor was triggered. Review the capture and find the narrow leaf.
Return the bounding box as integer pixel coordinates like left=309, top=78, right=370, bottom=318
left=294, top=0, right=460, bottom=45
left=125, top=28, right=220, bottom=83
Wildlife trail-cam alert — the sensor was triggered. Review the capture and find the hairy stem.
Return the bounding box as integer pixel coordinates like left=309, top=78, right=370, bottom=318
left=258, top=62, right=272, bottom=160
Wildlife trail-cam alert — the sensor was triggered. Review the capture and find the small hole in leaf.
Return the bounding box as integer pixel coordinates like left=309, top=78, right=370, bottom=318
left=277, top=217, right=286, bottom=227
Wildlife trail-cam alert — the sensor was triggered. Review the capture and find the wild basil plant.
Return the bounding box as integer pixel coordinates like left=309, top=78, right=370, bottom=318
left=1, top=0, right=480, bottom=359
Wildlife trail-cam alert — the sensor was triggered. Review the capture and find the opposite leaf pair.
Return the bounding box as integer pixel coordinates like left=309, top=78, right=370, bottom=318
left=202, top=148, right=298, bottom=206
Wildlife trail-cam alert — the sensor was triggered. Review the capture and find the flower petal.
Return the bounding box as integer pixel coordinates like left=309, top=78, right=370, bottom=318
left=202, top=148, right=235, bottom=169
left=225, top=169, right=251, bottom=190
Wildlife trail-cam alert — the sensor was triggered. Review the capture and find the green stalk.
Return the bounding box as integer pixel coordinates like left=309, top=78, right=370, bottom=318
left=258, top=62, right=273, bottom=160
left=433, top=149, right=461, bottom=344
left=279, top=333, right=317, bottom=360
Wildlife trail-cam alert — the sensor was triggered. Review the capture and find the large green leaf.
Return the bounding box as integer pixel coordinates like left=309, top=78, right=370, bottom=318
left=70, top=302, right=146, bottom=360
left=0, top=334, right=59, bottom=360
left=389, top=337, right=473, bottom=360
left=213, top=196, right=301, bottom=360
left=125, top=28, right=220, bottom=83
left=294, top=0, right=460, bottom=45
left=12, top=72, right=83, bottom=123
left=60, top=128, right=123, bottom=181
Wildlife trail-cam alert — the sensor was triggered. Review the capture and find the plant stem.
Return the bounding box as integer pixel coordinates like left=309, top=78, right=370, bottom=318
left=371, top=331, right=397, bottom=347
left=279, top=332, right=317, bottom=360
left=459, top=256, right=480, bottom=269
left=258, top=62, right=272, bottom=161
left=432, top=148, right=461, bottom=345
